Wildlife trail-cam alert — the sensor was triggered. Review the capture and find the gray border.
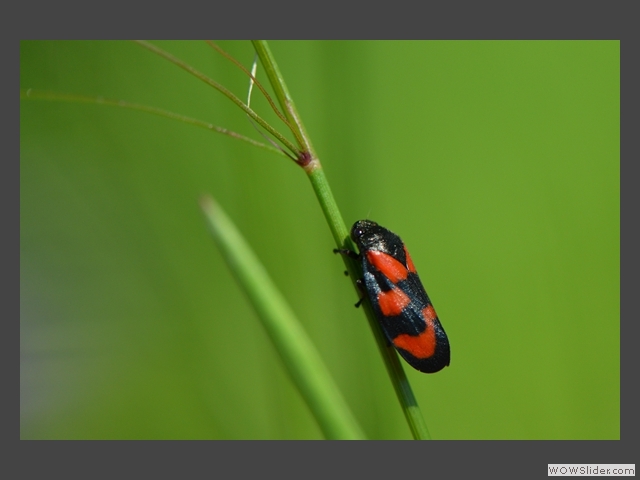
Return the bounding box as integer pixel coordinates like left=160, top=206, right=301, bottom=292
left=14, top=1, right=634, bottom=479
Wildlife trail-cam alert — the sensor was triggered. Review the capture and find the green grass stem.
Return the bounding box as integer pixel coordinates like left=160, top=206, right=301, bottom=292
left=253, top=40, right=432, bottom=439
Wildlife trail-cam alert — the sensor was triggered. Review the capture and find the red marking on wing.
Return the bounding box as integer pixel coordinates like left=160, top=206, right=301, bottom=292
left=367, top=250, right=408, bottom=283
left=377, top=287, right=411, bottom=316
left=404, top=246, right=417, bottom=274
left=392, top=305, right=438, bottom=359
left=422, top=304, right=437, bottom=322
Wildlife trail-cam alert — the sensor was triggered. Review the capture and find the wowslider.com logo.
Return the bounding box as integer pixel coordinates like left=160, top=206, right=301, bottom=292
left=548, top=464, right=635, bottom=476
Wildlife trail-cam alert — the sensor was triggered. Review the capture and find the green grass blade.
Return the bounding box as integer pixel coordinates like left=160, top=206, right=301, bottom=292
left=199, top=195, right=365, bottom=440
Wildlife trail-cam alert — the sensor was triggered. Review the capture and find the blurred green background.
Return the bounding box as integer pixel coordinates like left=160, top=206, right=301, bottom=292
left=20, top=41, right=619, bottom=439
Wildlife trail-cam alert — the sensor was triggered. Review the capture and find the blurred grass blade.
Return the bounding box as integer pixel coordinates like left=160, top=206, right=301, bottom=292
left=199, top=195, right=365, bottom=440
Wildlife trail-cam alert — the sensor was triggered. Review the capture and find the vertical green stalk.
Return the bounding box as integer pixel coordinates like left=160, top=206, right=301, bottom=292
left=253, top=40, right=432, bottom=440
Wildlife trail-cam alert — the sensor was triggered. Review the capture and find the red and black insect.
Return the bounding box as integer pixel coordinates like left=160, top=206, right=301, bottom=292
left=335, top=220, right=450, bottom=373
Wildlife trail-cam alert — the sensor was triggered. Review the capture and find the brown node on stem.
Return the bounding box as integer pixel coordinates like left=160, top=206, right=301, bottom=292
left=296, top=151, right=312, bottom=167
